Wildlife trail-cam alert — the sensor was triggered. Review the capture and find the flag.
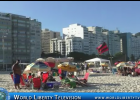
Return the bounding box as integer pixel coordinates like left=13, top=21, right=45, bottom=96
left=97, top=42, right=109, bottom=54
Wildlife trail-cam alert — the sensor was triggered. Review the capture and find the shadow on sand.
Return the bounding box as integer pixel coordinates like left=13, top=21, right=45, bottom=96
left=0, top=71, right=11, bottom=74
left=38, top=82, right=121, bottom=92
left=88, top=82, right=121, bottom=87
left=90, top=73, right=111, bottom=77
left=0, top=80, right=9, bottom=82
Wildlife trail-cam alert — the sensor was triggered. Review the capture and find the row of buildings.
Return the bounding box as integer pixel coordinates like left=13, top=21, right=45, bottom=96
left=0, top=12, right=140, bottom=69
left=45, top=24, right=140, bottom=61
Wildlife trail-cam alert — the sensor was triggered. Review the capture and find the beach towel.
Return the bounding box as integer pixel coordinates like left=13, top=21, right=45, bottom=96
left=13, top=74, right=21, bottom=84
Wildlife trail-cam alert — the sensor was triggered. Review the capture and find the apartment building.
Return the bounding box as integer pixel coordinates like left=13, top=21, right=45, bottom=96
left=57, top=39, right=66, bottom=56
left=50, top=36, right=83, bottom=56
left=0, top=12, right=42, bottom=69
left=119, top=33, right=140, bottom=60
left=88, top=26, right=108, bottom=55
left=50, top=38, right=66, bottom=56
left=131, top=35, right=140, bottom=59
left=107, top=30, right=120, bottom=56
left=63, top=24, right=89, bottom=54
left=30, top=19, right=41, bottom=62
left=119, top=33, right=132, bottom=59
left=41, top=29, right=61, bottom=54
left=88, top=27, right=120, bottom=55
left=0, top=12, right=12, bottom=68
left=65, top=36, right=83, bottom=56
left=50, top=38, right=59, bottom=53
left=11, top=14, right=31, bottom=63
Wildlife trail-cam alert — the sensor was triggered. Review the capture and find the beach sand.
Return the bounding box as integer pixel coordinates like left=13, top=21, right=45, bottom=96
left=0, top=71, right=140, bottom=92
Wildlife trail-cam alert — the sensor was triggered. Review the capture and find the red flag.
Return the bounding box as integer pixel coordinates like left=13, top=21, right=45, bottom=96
left=96, top=44, right=102, bottom=50
left=97, top=42, right=108, bottom=54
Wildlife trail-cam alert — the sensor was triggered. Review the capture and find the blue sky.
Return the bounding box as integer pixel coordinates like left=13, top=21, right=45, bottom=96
left=0, top=1, right=140, bottom=35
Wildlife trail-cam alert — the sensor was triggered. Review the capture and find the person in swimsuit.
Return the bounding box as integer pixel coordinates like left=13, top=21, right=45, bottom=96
left=12, top=60, right=22, bottom=89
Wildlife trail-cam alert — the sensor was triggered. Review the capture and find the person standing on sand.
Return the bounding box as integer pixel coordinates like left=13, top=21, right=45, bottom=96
left=12, top=60, right=22, bottom=89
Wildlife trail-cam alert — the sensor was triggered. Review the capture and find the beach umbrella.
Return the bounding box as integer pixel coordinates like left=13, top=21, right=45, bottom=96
left=36, top=58, right=45, bottom=62
left=44, top=62, right=55, bottom=68
left=114, top=61, right=121, bottom=66
left=23, top=62, right=51, bottom=73
left=58, top=62, right=76, bottom=72
left=116, top=62, right=133, bottom=68
left=23, top=63, right=36, bottom=73
left=46, top=57, right=55, bottom=62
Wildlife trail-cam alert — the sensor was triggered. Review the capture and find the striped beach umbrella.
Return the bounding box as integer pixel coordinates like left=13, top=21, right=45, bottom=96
left=23, top=62, right=51, bottom=73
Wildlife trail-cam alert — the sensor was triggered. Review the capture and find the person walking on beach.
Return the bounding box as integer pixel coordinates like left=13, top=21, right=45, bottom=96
left=12, top=60, right=22, bottom=89
left=86, top=63, right=89, bottom=73
left=81, top=63, right=84, bottom=75
left=84, top=62, right=89, bottom=73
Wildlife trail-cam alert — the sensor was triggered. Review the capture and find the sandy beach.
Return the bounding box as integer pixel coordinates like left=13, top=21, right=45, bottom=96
left=0, top=71, right=140, bottom=92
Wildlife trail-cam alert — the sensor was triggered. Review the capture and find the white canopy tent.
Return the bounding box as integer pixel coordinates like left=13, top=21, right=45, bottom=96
left=85, top=57, right=111, bottom=68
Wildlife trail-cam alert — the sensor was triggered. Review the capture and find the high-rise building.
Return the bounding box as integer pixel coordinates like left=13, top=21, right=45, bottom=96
left=131, top=35, right=140, bottom=60
left=65, top=36, right=83, bottom=56
left=63, top=24, right=89, bottom=54
left=50, top=38, right=66, bottom=56
left=0, top=12, right=12, bottom=68
left=0, top=12, right=42, bottom=69
left=41, top=29, right=61, bottom=54
left=50, top=36, right=82, bottom=56
left=57, top=39, right=66, bottom=56
left=107, top=30, right=120, bottom=56
left=11, top=14, right=31, bottom=63
left=88, top=26, right=108, bottom=55
left=120, top=33, right=140, bottom=60
left=88, top=27, right=121, bottom=55
left=30, top=19, right=41, bottom=62
left=119, top=33, right=132, bottom=59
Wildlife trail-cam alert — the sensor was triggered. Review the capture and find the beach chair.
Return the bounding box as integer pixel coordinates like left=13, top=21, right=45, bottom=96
left=10, top=74, right=14, bottom=82
left=42, top=73, right=49, bottom=83
left=22, top=74, right=27, bottom=80
left=135, top=68, right=140, bottom=75
left=59, top=76, right=62, bottom=80
left=61, top=78, right=76, bottom=88
left=28, top=75, right=32, bottom=80
left=76, top=72, right=89, bottom=83
left=20, top=74, right=31, bottom=87
left=20, top=77, right=26, bottom=86
left=32, top=77, right=41, bottom=89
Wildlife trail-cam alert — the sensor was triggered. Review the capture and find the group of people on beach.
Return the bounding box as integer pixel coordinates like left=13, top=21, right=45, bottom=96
left=11, top=59, right=56, bottom=90
left=75, top=62, right=90, bottom=75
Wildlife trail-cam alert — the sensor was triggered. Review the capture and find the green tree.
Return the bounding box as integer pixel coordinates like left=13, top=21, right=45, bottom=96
left=114, top=52, right=123, bottom=58
left=41, top=51, right=62, bottom=58
left=90, top=53, right=96, bottom=59
left=113, top=52, right=125, bottom=62
left=41, top=51, right=46, bottom=58
left=130, top=54, right=135, bottom=61
left=68, top=52, right=90, bottom=62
